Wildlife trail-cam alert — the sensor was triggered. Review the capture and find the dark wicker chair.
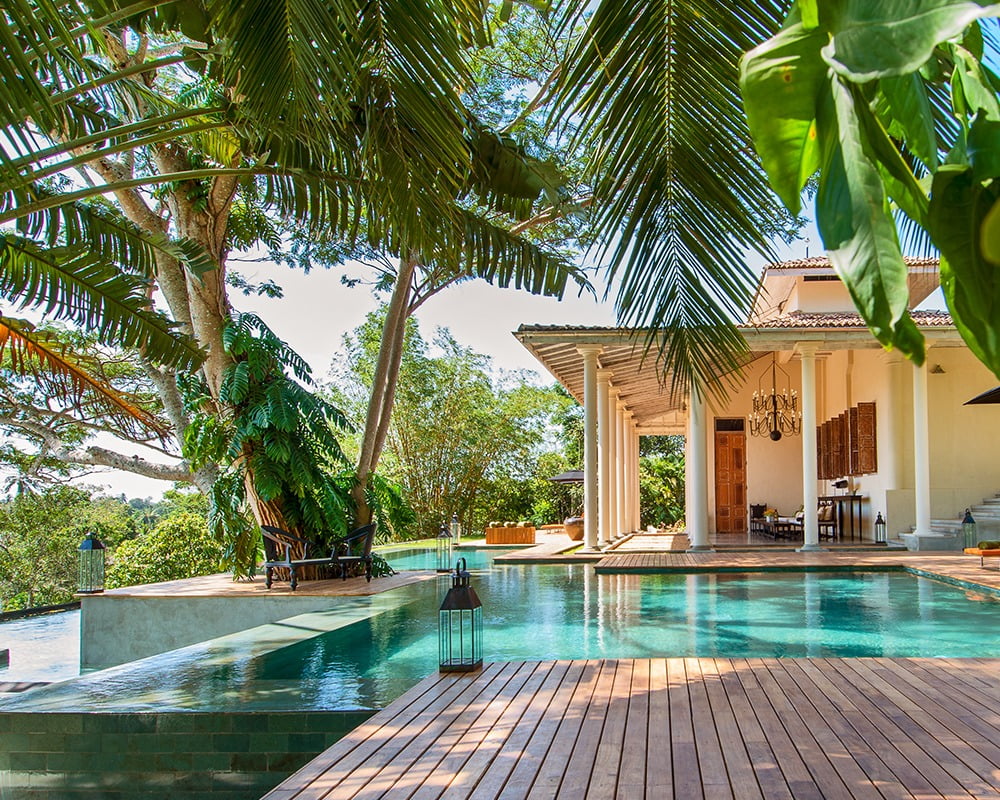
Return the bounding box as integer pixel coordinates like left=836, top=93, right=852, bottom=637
left=260, top=525, right=333, bottom=590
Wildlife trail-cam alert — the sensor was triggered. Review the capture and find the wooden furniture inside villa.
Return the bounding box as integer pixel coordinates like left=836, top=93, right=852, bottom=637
left=819, top=494, right=865, bottom=540
left=485, top=525, right=536, bottom=544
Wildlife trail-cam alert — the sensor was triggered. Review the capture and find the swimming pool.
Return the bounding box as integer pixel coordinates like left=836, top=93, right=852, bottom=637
left=6, top=564, right=998, bottom=714
left=382, top=546, right=508, bottom=571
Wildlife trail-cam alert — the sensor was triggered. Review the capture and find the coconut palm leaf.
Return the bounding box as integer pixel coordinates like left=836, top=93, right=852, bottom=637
left=0, top=233, right=203, bottom=370
left=425, top=205, right=590, bottom=299
left=0, top=315, right=170, bottom=440
left=552, top=0, right=790, bottom=390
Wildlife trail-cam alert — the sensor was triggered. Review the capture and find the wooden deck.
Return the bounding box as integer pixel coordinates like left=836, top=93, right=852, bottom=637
left=262, top=657, right=1000, bottom=799
left=96, top=570, right=435, bottom=598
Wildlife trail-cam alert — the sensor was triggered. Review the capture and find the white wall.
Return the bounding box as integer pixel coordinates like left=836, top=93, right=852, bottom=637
left=699, top=344, right=1000, bottom=538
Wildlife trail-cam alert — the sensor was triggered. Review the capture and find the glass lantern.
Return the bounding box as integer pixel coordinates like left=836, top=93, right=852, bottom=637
left=439, top=557, right=483, bottom=672
left=963, top=508, right=978, bottom=548
left=873, top=512, right=887, bottom=544
left=435, top=522, right=453, bottom=572
left=77, top=532, right=106, bottom=593
left=450, top=511, right=461, bottom=545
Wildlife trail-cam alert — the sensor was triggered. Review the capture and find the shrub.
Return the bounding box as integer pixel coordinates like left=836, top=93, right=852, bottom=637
left=106, top=512, right=225, bottom=588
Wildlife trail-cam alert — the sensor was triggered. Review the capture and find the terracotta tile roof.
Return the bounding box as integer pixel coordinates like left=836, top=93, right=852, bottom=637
left=750, top=310, right=953, bottom=329
left=766, top=255, right=939, bottom=271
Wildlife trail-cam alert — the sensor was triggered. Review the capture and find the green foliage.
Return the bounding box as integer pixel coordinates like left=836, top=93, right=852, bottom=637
left=186, top=313, right=354, bottom=576
left=328, top=309, right=572, bottom=538
left=106, top=512, right=224, bottom=589
left=640, top=454, right=686, bottom=528
left=741, top=4, right=1000, bottom=373
left=0, top=486, right=137, bottom=611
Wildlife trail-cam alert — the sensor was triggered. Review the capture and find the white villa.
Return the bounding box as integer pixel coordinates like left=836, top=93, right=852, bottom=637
left=515, top=257, right=1000, bottom=550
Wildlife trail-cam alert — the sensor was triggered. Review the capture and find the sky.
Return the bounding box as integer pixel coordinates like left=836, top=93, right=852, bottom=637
left=78, top=222, right=946, bottom=500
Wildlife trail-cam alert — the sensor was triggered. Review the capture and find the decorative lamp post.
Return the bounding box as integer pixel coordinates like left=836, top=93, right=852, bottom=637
left=962, top=508, right=978, bottom=548
left=873, top=512, right=887, bottom=545
left=77, top=532, right=106, bottom=593
left=450, top=512, right=461, bottom=546
left=435, top=522, right=453, bottom=572
left=439, top=557, right=483, bottom=672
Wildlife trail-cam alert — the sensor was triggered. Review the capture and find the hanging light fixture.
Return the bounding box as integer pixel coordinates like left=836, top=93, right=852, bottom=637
left=749, top=353, right=802, bottom=441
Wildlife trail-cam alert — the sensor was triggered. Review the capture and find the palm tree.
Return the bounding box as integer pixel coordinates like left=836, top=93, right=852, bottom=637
left=2, top=1, right=587, bottom=538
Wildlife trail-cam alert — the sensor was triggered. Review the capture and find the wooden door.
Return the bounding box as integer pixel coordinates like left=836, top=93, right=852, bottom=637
left=714, top=422, right=747, bottom=534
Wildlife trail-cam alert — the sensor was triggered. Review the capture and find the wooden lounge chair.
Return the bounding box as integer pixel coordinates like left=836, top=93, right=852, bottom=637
left=330, top=523, right=377, bottom=582
left=261, top=525, right=333, bottom=590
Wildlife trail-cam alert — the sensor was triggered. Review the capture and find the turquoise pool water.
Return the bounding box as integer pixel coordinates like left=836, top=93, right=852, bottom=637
left=5, top=563, right=999, bottom=714
left=0, top=609, right=80, bottom=682
left=383, top=546, right=508, bottom=571
left=249, top=567, right=1000, bottom=709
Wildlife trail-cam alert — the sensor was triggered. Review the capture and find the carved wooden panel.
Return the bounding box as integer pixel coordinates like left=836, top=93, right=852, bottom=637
left=855, top=401, right=877, bottom=474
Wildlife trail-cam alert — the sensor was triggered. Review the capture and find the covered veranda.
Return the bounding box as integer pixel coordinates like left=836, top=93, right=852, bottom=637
left=514, top=320, right=975, bottom=553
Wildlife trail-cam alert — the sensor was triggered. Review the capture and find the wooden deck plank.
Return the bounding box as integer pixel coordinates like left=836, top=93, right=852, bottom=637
left=423, top=661, right=551, bottom=800
left=715, top=660, right=793, bottom=800
left=555, top=659, right=618, bottom=799
left=758, top=659, right=883, bottom=800
left=645, top=657, right=673, bottom=798
left=264, top=658, right=1000, bottom=800
left=816, top=658, right=976, bottom=799
left=466, top=661, right=575, bottom=800
left=667, top=656, right=703, bottom=800
left=733, top=659, right=824, bottom=800
left=781, top=659, right=916, bottom=800
left=495, top=660, right=588, bottom=799
left=353, top=661, right=535, bottom=800
left=685, top=657, right=733, bottom=800
left=614, top=657, right=649, bottom=800
left=585, top=660, right=633, bottom=800
left=840, top=659, right=995, bottom=799
left=525, top=660, right=604, bottom=800
left=695, top=659, right=763, bottom=800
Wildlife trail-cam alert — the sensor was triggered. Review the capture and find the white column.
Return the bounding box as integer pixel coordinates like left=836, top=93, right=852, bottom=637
left=597, top=369, right=613, bottom=549
left=882, top=352, right=906, bottom=491
left=616, top=401, right=627, bottom=537
left=623, top=410, right=635, bottom=531
left=607, top=388, right=619, bottom=540
left=798, top=343, right=822, bottom=551
left=687, top=379, right=711, bottom=551
left=633, top=426, right=641, bottom=530
left=578, top=346, right=602, bottom=551
left=913, top=359, right=932, bottom=536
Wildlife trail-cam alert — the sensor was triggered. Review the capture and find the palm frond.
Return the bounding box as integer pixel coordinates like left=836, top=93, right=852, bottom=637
left=0, top=316, right=170, bottom=440
left=552, top=0, right=790, bottom=389
left=431, top=205, right=591, bottom=298
left=0, top=233, right=204, bottom=370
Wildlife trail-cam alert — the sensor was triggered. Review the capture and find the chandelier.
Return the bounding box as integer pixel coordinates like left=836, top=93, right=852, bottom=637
left=749, top=353, right=801, bottom=441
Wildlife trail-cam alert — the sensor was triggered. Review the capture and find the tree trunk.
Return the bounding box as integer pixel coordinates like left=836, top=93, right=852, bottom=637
left=352, top=252, right=418, bottom=526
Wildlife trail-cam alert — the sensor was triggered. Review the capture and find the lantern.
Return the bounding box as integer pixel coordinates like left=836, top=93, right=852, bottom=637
left=439, top=557, right=483, bottom=672
left=450, top=511, right=461, bottom=545
left=874, top=512, right=887, bottom=544
left=435, top=522, right=453, bottom=572
left=962, top=508, right=978, bottom=548
left=77, top=532, right=106, bottom=593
